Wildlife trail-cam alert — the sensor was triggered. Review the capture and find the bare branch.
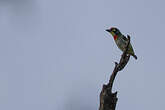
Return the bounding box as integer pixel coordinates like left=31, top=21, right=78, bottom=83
left=99, top=35, right=131, bottom=110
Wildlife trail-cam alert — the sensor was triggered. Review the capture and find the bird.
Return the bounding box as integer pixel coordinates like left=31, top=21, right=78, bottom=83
left=106, top=27, right=137, bottom=60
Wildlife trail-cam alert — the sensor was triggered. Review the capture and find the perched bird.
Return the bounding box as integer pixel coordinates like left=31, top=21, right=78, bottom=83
left=106, top=27, right=137, bottom=59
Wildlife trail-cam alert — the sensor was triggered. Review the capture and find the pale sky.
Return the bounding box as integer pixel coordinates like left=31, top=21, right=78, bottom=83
left=0, top=0, right=165, bottom=110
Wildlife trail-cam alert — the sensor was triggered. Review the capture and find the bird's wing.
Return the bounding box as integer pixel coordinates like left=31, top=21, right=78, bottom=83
left=122, top=35, right=128, bottom=41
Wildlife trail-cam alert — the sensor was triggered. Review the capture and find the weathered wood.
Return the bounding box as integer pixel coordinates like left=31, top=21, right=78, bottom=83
left=99, top=35, right=131, bottom=110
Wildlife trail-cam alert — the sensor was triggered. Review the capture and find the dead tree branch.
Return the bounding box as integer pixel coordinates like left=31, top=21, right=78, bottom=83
left=99, top=35, right=131, bottom=110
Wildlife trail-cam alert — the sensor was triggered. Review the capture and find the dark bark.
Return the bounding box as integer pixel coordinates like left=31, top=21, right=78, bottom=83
left=99, top=35, right=131, bottom=110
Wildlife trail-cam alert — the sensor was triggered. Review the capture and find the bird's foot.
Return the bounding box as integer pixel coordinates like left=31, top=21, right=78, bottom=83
left=114, top=62, right=118, bottom=66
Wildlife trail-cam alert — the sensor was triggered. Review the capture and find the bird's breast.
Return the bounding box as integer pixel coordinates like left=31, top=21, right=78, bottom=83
left=115, top=37, right=127, bottom=51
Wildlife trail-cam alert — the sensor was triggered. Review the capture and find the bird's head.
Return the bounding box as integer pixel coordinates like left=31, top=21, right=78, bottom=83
left=106, top=27, right=121, bottom=40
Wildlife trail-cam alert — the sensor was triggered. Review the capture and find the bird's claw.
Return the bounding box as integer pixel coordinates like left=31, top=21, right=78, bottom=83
left=114, top=62, right=118, bottom=65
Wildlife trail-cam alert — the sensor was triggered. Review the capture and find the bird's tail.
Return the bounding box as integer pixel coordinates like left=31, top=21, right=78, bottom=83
left=132, top=54, right=137, bottom=60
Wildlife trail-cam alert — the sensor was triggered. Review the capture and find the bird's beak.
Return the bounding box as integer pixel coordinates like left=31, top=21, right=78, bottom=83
left=106, top=29, right=111, bottom=32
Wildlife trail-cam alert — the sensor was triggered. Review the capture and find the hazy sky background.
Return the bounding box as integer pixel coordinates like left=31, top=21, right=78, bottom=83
left=0, top=0, right=165, bottom=110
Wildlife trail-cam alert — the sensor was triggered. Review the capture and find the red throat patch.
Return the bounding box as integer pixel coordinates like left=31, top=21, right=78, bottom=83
left=113, top=35, right=117, bottom=40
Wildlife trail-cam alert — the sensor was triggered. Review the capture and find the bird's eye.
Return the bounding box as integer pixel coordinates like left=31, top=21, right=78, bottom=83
left=115, top=30, right=119, bottom=34
left=113, top=29, right=119, bottom=35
